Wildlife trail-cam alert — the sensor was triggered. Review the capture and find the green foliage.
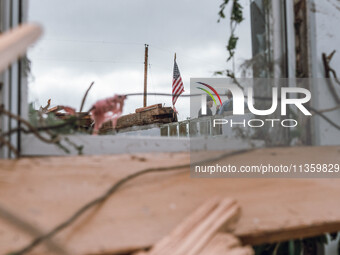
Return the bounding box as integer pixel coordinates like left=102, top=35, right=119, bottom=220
left=227, top=35, right=239, bottom=60
left=231, top=0, right=243, bottom=23
left=29, top=103, right=61, bottom=127
left=28, top=102, right=40, bottom=127
left=29, top=103, right=78, bottom=134
left=218, top=0, right=230, bottom=22
left=28, top=103, right=84, bottom=155
left=217, top=0, right=244, bottom=62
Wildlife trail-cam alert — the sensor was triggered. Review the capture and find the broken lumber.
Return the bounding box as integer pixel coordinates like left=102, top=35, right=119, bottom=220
left=198, top=233, right=253, bottom=255
left=101, top=105, right=177, bottom=131
left=146, top=198, right=240, bottom=255
left=0, top=23, right=42, bottom=73
left=133, top=198, right=252, bottom=255
left=135, top=104, right=162, bottom=113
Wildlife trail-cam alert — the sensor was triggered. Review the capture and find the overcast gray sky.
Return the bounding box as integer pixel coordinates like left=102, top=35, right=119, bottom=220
left=27, top=0, right=252, bottom=119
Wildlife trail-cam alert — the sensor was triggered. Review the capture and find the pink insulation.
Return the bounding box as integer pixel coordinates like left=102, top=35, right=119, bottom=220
left=90, top=95, right=126, bottom=134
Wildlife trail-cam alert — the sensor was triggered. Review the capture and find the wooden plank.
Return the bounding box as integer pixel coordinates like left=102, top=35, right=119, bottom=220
left=46, top=106, right=60, bottom=113
left=147, top=198, right=240, bottom=255
left=136, top=104, right=162, bottom=113
left=198, top=233, right=253, bottom=255
left=115, top=107, right=176, bottom=130
left=134, top=199, right=251, bottom=255
left=0, top=146, right=340, bottom=255
left=0, top=23, right=42, bottom=73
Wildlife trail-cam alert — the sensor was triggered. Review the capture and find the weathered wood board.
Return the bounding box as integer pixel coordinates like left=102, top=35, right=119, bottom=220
left=135, top=104, right=162, bottom=113
left=0, top=146, right=340, bottom=254
left=0, top=24, right=42, bottom=73
left=113, top=105, right=177, bottom=130
left=134, top=198, right=253, bottom=255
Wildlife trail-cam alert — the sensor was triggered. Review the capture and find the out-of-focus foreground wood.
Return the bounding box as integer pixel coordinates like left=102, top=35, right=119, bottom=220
left=0, top=146, right=340, bottom=254
left=0, top=23, right=42, bottom=73
left=133, top=198, right=253, bottom=255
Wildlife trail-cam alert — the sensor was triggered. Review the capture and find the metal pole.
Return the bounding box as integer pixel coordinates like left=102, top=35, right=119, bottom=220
left=143, top=44, right=148, bottom=107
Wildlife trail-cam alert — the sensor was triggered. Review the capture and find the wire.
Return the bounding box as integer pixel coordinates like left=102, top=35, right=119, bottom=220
left=10, top=148, right=254, bottom=255
left=125, top=92, right=200, bottom=97
left=40, top=38, right=145, bottom=46
left=0, top=204, right=70, bottom=255
left=32, top=58, right=144, bottom=64
left=33, top=40, right=226, bottom=70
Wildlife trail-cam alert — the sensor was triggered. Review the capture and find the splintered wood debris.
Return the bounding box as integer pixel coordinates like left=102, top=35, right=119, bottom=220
left=133, top=198, right=253, bottom=255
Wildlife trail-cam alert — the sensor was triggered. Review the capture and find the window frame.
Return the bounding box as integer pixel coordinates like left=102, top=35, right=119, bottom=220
left=1, top=0, right=297, bottom=157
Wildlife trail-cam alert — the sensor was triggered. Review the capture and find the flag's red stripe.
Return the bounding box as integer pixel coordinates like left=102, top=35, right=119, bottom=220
left=172, top=82, right=180, bottom=92
left=173, top=85, right=183, bottom=98
left=173, top=80, right=183, bottom=95
left=174, top=88, right=184, bottom=99
left=173, top=88, right=184, bottom=104
left=173, top=78, right=183, bottom=95
left=172, top=77, right=182, bottom=90
left=172, top=61, right=184, bottom=107
left=174, top=89, right=184, bottom=103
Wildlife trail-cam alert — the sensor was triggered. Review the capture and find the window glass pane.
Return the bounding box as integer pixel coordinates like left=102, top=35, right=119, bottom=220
left=27, top=0, right=252, bottom=133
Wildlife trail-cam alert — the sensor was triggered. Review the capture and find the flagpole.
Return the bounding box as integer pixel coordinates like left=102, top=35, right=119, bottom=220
left=172, top=52, right=178, bottom=115
left=173, top=53, right=176, bottom=108
left=143, top=44, right=149, bottom=107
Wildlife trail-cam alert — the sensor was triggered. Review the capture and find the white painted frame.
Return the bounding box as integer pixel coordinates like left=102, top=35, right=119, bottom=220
left=0, top=0, right=27, bottom=158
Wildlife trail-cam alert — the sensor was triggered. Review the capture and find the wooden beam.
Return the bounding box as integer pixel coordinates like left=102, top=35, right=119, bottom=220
left=198, top=233, right=253, bottom=255
left=136, top=104, right=162, bottom=113
left=0, top=146, right=340, bottom=254
left=147, top=198, right=240, bottom=255
left=112, top=106, right=176, bottom=131
left=133, top=199, right=253, bottom=255
left=0, top=23, right=42, bottom=73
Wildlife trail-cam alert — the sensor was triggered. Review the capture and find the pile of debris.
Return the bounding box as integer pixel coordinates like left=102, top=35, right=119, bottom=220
left=102, top=103, right=177, bottom=132
left=47, top=103, right=177, bottom=133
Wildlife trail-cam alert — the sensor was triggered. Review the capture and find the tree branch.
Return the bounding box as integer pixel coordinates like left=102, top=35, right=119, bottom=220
left=79, top=81, right=94, bottom=112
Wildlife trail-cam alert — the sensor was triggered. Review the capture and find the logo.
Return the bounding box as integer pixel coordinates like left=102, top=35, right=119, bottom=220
left=199, top=82, right=312, bottom=116
left=196, top=82, right=223, bottom=106
left=196, top=81, right=312, bottom=128
left=196, top=82, right=222, bottom=115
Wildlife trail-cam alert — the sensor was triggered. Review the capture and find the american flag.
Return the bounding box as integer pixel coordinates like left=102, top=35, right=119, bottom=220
left=172, top=59, right=184, bottom=107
